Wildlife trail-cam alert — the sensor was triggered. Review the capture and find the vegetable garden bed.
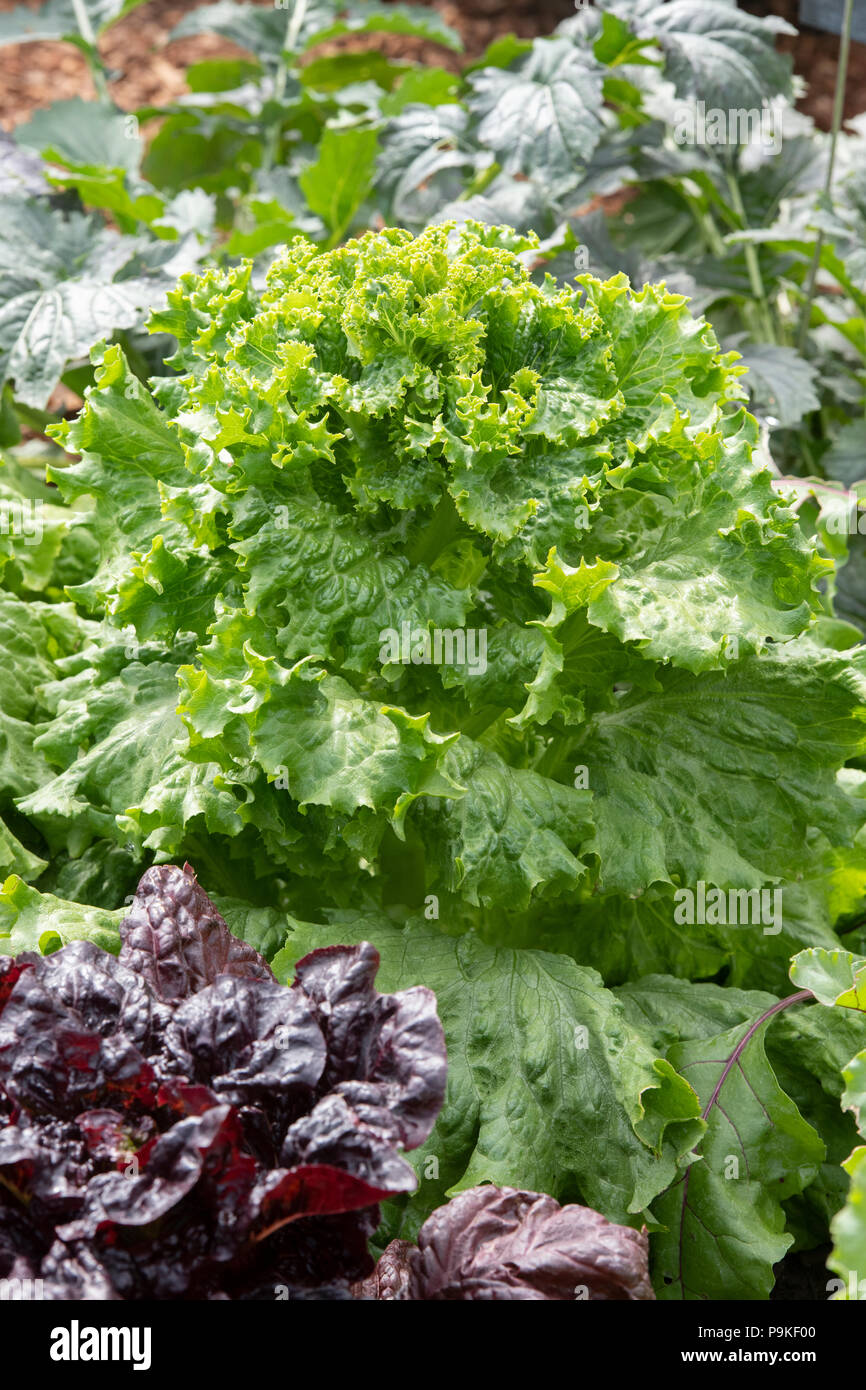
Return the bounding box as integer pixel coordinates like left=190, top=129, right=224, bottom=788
left=1, top=0, right=866, bottom=1309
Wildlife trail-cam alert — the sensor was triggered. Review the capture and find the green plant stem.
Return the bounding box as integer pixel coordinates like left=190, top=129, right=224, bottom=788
left=70, top=0, right=110, bottom=100
left=263, top=0, right=308, bottom=172
left=683, top=192, right=726, bottom=260
left=459, top=161, right=500, bottom=202
left=797, top=0, right=854, bottom=353
left=725, top=169, right=777, bottom=344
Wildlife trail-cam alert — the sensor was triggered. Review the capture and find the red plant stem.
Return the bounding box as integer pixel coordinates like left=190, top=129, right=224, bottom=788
left=676, top=989, right=814, bottom=1296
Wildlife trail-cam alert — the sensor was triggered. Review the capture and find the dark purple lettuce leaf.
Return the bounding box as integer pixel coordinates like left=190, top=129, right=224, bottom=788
left=39, top=1242, right=122, bottom=1300
left=75, top=1109, right=158, bottom=1166
left=353, top=1239, right=415, bottom=1300
left=119, top=863, right=275, bottom=1002
left=0, top=951, right=38, bottom=1014
left=72, top=1105, right=254, bottom=1231
left=0, top=941, right=162, bottom=1117
left=0, top=1112, right=92, bottom=1220
left=292, top=942, right=447, bottom=1149
left=164, top=974, right=326, bottom=1117
left=361, top=1186, right=656, bottom=1301
left=0, top=866, right=448, bottom=1298
left=279, top=1093, right=418, bottom=1195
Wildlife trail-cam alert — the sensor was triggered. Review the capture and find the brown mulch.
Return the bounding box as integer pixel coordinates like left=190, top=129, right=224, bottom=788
left=0, top=0, right=578, bottom=128
left=742, top=0, right=866, bottom=127
left=0, top=0, right=863, bottom=133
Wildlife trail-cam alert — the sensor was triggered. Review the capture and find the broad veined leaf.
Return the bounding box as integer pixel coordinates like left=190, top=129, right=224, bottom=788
left=620, top=0, right=795, bottom=110
left=467, top=38, right=605, bottom=197
left=15, top=99, right=141, bottom=175
left=17, top=638, right=196, bottom=857
left=577, top=642, right=866, bottom=895
left=272, top=914, right=704, bottom=1237
left=0, top=201, right=194, bottom=409
left=420, top=737, right=593, bottom=911
left=617, top=976, right=824, bottom=1299
left=376, top=105, right=485, bottom=229
left=13, top=99, right=166, bottom=228
left=230, top=492, right=472, bottom=672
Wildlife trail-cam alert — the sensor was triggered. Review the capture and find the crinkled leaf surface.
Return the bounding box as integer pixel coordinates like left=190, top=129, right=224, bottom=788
left=273, top=913, right=704, bottom=1236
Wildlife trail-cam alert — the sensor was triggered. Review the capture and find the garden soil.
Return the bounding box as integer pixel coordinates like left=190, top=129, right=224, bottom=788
left=1, top=0, right=864, bottom=132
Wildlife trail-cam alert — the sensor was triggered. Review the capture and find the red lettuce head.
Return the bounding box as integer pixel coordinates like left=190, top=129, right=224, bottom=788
left=0, top=864, right=447, bottom=1299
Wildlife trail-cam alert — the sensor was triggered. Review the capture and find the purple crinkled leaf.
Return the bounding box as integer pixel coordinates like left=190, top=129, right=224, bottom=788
left=118, top=863, right=275, bottom=1002
left=0, top=941, right=162, bottom=1117
left=366, top=1186, right=656, bottom=1301
left=164, top=974, right=326, bottom=1116
left=292, top=942, right=447, bottom=1150
left=0, top=867, right=448, bottom=1298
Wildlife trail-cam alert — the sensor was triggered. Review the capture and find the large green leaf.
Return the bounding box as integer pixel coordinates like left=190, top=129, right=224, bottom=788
left=618, top=976, right=825, bottom=1299
left=48, top=344, right=195, bottom=613
left=16, top=635, right=198, bottom=856
left=299, top=126, right=378, bottom=246
left=579, top=642, right=866, bottom=895
left=621, top=0, right=796, bottom=109
left=272, top=913, right=704, bottom=1236
left=467, top=38, right=605, bottom=196
left=0, top=202, right=190, bottom=409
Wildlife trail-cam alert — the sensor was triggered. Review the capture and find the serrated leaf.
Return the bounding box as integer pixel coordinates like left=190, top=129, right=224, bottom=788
left=580, top=642, right=866, bottom=895
left=272, top=913, right=704, bottom=1237
left=47, top=343, right=190, bottom=612
left=0, top=874, right=123, bottom=956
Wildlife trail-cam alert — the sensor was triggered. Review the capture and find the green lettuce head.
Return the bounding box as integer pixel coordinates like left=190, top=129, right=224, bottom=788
left=37, top=220, right=862, bottom=976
